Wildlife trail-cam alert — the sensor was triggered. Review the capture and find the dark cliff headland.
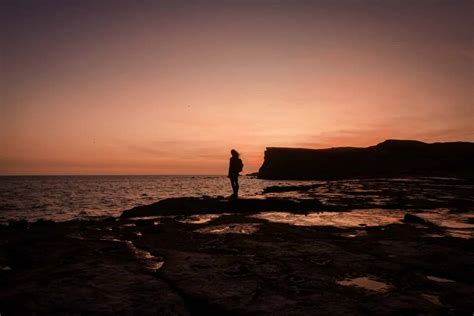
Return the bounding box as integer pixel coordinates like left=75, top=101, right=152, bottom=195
left=258, top=139, right=474, bottom=180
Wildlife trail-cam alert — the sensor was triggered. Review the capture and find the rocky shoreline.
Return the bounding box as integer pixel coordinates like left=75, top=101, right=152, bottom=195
left=1, top=179, right=474, bottom=314
left=2, top=210, right=474, bottom=314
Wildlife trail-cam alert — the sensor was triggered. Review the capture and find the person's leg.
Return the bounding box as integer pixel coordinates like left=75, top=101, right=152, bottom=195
left=230, top=177, right=237, bottom=196
left=234, top=176, right=239, bottom=196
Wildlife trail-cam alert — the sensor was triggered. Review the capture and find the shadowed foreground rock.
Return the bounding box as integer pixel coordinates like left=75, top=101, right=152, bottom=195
left=2, top=177, right=474, bottom=315
left=1, top=202, right=473, bottom=314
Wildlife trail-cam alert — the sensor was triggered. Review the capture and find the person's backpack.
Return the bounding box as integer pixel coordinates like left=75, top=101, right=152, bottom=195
left=237, top=159, right=243, bottom=172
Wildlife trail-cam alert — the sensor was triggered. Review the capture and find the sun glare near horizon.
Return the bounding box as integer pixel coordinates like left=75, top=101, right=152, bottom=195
left=1, top=0, right=472, bottom=175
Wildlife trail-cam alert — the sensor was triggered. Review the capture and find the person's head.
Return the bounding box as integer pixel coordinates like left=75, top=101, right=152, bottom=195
left=231, top=149, right=239, bottom=158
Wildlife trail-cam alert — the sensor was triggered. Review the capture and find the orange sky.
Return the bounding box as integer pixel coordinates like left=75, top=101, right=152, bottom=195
left=1, top=0, right=473, bottom=175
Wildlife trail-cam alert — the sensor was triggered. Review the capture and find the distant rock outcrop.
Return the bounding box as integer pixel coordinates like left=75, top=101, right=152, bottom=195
left=121, top=197, right=323, bottom=218
left=258, top=139, right=474, bottom=180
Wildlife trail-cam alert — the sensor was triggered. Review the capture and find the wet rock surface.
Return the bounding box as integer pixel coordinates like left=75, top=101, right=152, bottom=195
left=0, top=221, right=185, bottom=315
left=2, top=213, right=473, bottom=314
left=2, top=178, right=474, bottom=314
left=261, top=177, right=474, bottom=211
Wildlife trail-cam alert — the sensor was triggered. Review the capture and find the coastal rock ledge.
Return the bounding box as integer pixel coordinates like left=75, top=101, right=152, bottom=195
left=121, top=197, right=323, bottom=218
left=258, top=139, right=474, bottom=180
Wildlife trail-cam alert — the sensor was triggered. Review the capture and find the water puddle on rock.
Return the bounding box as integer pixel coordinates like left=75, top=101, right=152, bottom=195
left=129, top=214, right=224, bottom=225
left=337, top=276, right=392, bottom=292
left=121, top=223, right=137, bottom=228
left=252, top=209, right=405, bottom=228
left=421, top=294, right=442, bottom=306
left=68, top=234, right=164, bottom=272
left=416, top=209, right=474, bottom=239
left=195, top=223, right=260, bottom=234
left=252, top=209, right=474, bottom=238
left=102, top=237, right=164, bottom=272
left=176, top=214, right=223, bottom=224
left=129, top=216, right=162, bottom=221
left=426, top=275, right=455, bottom=283
left=340, top=230, right=368, bottom=238
left=444, top=229, right=473, bottom=239
left=124, top=241, right=164, bottom=272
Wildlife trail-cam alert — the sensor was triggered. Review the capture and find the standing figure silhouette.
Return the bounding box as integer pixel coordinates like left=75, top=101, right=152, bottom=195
left=228, top=149, right=243, bottom=198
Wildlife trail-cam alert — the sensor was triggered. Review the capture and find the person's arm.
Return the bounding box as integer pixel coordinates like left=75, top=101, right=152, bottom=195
left=228, top=158, right=232, bottom=177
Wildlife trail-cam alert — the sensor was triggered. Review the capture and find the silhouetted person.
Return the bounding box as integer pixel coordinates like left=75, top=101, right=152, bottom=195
left=228, top=149, right=243, bottom=198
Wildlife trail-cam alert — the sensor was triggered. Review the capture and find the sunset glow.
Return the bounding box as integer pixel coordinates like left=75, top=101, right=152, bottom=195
left=1, top=0, right=472, bottom=175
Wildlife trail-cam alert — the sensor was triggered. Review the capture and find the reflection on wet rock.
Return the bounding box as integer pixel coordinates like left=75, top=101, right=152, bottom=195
left=195, top=223, right=260, bottom=234
left=426, top=275, right=456, bottom=283
left=252, top=209, right=405, bottom=227
left=176, top=214, right=223, bottom=224
left=421, top=294, right=443, bottom=306
left=251, top=209, right=474, bottom=238
left=340, top=230, right=368, bottom=238
left=337, top=276, right=392, bottom=292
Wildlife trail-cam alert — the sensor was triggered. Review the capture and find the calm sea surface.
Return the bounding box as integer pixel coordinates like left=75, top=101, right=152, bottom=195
left=0, top=176, right=316, bottom=222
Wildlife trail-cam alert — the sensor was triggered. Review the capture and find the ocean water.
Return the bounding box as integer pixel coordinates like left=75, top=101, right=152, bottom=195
left=0, top=176, right=316, bottom=222
left=1, top=176, right=473, bottom=228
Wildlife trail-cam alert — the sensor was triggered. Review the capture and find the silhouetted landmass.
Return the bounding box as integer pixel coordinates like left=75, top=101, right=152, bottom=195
left=258, top=139, right=474, bottom=180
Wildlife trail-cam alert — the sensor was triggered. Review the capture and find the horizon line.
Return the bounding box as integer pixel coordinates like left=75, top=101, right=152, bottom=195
left=0, top=174, right=258, bottom=177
